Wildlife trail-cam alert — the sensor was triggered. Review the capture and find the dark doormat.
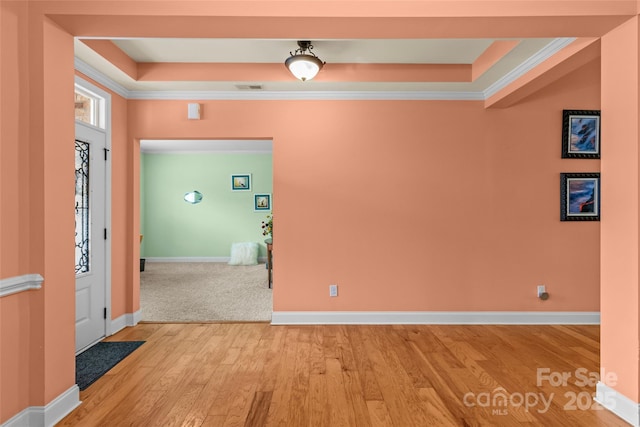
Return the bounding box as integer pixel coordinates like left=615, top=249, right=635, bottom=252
left=76, top=341, right=145, bottom=391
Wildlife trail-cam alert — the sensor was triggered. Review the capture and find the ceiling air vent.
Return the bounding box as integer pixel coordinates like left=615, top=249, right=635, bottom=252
left=235, top=84, right=263, bottom=90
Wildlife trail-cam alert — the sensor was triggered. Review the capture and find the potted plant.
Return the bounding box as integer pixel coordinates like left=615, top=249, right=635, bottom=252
left=261, top=214, right=272, bottom=239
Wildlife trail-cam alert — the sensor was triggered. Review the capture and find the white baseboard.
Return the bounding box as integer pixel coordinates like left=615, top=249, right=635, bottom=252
left=145, top=257, right=229, bottom=262
left=270, top=311, right=600, bottom=325
left=132, top=309, right=142, bottom=325
left=596, top=381, right=640, bottom=426
left=143, top=257, right=267, bottom=263
left=0, top=274, right=44, bottom=298
left=2, top=385, right=80, bottom=427
left=110, top=310, right=142, bottom=335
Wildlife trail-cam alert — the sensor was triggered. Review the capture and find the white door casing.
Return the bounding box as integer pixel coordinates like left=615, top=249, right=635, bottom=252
left=75, top=121, right=107, bottom=353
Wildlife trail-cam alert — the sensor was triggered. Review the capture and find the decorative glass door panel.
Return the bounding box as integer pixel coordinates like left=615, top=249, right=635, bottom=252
left=75, top=139, right=90, bottom=275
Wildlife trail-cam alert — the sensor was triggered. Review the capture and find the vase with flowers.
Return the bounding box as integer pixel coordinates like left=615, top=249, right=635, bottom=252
left=261, top=214, right=273, bottom=239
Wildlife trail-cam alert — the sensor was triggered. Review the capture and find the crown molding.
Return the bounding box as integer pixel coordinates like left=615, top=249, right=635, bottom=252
left=483, top=37, right=576, bottom=99
left=75, top=38, right=575, bottom=102
left=141, top=149, right=273, bottom=154
left=74, top=58, right=485, bottom=101
left=127, top=90, right=484, bottom=101
left=74, top=57, right=130, bottom=98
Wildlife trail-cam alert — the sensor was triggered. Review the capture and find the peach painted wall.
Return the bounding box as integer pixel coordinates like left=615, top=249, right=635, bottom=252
left=601, top=16, right=640, bottom=402
left=109, top=85, right=131, bottom=319
left=1, top=1, right=36, bottom=420
left=0, top=6, right=77, bottom=422
left=75, top=72, right=130, bottom=320
left=127, top=59, right=601, bottom=314
left=38, top=15, right=77, bottom=407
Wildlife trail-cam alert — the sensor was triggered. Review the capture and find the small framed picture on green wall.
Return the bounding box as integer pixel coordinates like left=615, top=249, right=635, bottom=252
left=231, top=174, right=251, bottom=191
left=254, top=194, right=271, bottom=211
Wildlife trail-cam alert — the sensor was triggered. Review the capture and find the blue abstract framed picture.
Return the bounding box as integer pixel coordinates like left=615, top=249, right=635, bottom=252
left=254, top=193, right=271, bottom=211
left=231, top=174, right=251, bottom=191
left=560, top=173, right=600, bottom=221
left=562, top=110, right=600, bottom=158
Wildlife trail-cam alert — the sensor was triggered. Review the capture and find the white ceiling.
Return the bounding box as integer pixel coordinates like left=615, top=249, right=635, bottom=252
left=113, top=38, right=496, bottom=64
left=75, top=37, right=563, bottom=95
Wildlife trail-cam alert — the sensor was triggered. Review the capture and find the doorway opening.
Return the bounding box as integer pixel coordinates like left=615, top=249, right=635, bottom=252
left=139, top=139, right=273, bottom=322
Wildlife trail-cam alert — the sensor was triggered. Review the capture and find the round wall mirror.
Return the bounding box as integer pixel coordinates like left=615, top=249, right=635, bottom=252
left=184, top=190, right=203, bottom=204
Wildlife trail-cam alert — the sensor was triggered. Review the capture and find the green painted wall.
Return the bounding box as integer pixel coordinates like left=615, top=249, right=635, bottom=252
left=140, top=152, right=272, bottom=258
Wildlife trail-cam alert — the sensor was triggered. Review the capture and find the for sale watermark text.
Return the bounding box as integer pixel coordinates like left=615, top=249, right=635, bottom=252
left=463, top=368, right=618, bottom=416
left=537, top=367, right=617, bottom=388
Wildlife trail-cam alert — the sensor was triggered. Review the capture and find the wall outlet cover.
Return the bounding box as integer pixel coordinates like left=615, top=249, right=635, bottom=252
left=329, top=284, right=338, bottom=297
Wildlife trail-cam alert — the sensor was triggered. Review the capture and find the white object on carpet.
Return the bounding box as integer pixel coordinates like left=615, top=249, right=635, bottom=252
left=228, top=242, right=259, bottom=265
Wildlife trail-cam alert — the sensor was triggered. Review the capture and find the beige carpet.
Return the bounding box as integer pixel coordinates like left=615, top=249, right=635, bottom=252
left=140, top=262, right=272, bottom=322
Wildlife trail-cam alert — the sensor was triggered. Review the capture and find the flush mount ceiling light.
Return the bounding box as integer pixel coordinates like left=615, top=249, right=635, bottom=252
left=285, top=41, right=325, bottom=81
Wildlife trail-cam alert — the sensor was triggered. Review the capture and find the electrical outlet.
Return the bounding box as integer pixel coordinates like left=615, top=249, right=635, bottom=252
left=329, top=284, right=338, bottom=297
left=537, top=285, right=549, bottom=300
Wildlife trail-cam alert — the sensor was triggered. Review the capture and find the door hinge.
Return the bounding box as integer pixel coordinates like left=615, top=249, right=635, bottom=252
left=104, top=228, right=108, bottom=240
left=104, top=307, right=107, bottom=319
left=104, top=148, right=110, bottom=161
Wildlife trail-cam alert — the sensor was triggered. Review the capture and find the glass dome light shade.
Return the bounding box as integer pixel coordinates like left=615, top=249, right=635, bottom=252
left=285, top=54, right=324, bottom=81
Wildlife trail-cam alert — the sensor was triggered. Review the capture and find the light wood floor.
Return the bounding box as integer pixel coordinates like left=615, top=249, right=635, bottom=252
left=59, top=323, right=629, bottom=426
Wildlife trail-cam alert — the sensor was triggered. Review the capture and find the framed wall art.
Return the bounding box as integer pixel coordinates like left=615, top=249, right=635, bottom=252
left=560, top=173, right=600, bottom=221
left=231, top=174, right=251, bottom=191
left=254, top=193, right=271, bottom=211
left=561, top=110, right=600, bottom=159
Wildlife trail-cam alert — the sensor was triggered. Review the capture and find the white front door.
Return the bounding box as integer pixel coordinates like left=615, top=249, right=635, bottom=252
left=75, top=121, right=107, bottom=353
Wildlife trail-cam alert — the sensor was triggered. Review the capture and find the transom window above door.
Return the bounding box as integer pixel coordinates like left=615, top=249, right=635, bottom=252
left=75, top=84, right=105, bottom=129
